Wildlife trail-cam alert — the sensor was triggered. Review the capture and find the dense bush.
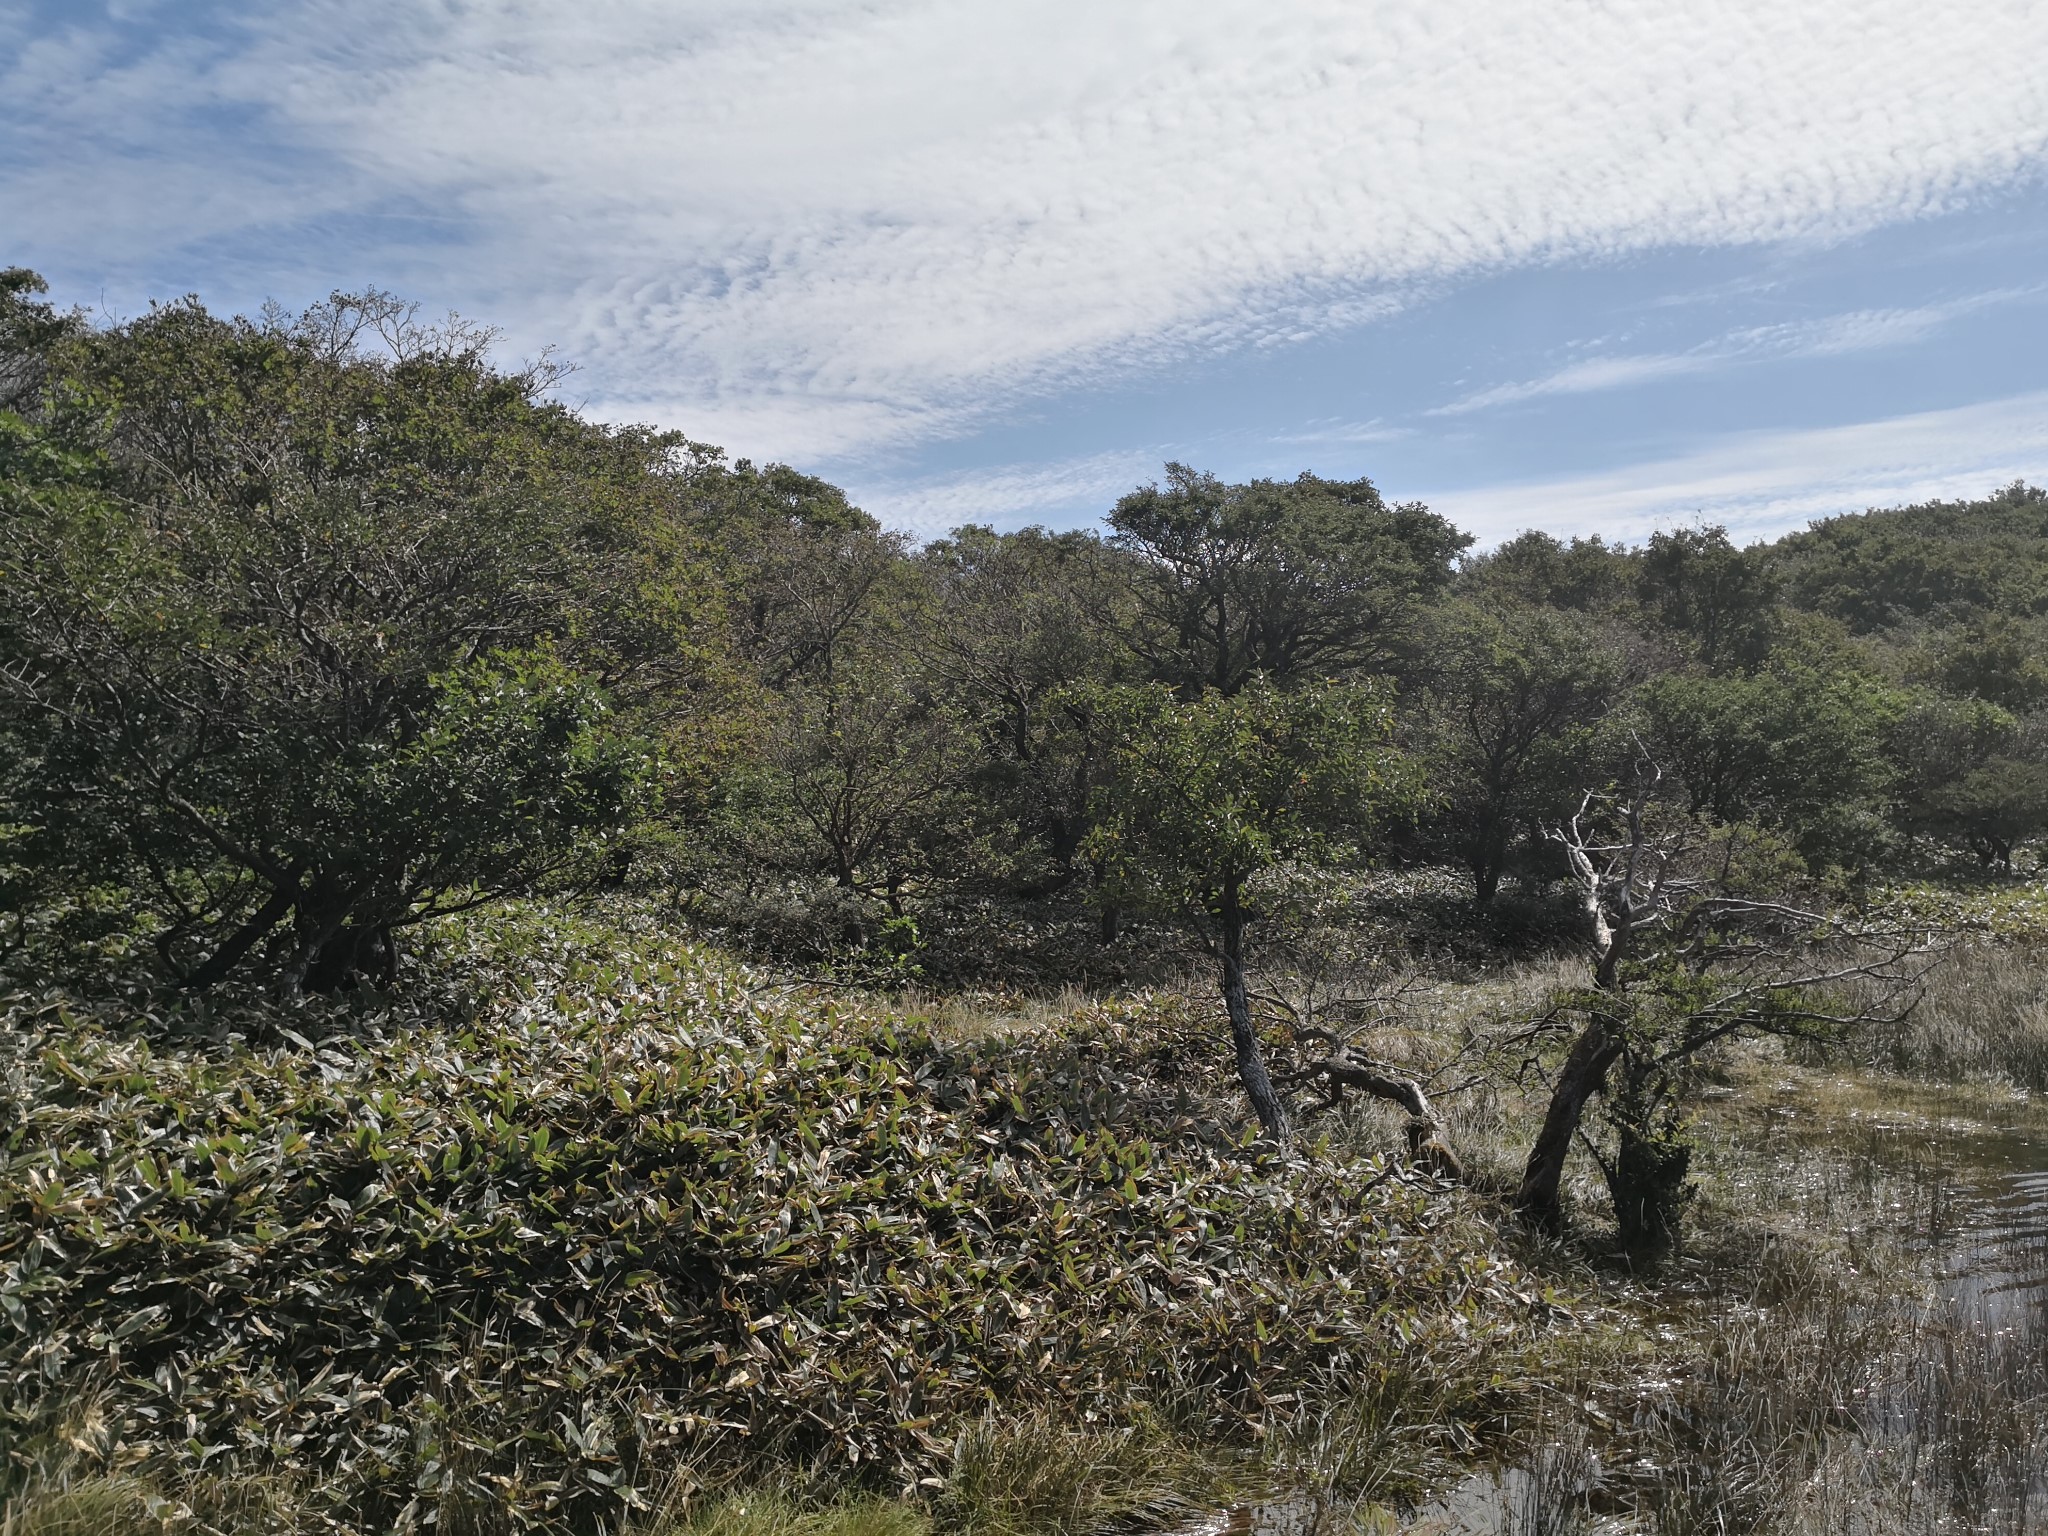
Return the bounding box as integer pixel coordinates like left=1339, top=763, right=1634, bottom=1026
left=0, top=278, right=718, bottom=997
left=0, top=909, right=1539, bottom=1532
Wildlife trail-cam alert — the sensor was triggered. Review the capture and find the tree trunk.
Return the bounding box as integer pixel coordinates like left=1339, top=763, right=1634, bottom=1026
left=1218, top=873, right=1291, bottom=1144
left=302, top=920, right=397, bottom=994
left=1473, top=861, right=1502, bottom=907
left=1468, top=813, right=1507, bottom=907
left=181, top=885, right=297, bottom=992
left=281, top=884, right=350, bottom=1002
left=1514, top=1013, right=1623, bottom=1231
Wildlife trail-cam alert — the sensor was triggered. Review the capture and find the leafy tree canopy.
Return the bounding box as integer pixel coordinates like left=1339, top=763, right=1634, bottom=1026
left=1083, top=675, right=1427, bottom=1138
left=1107, top=464, right=1469, bottom=696
left=1772, top=481, right=2048, bottom=633
left=0, top=283, right=723, bottom=994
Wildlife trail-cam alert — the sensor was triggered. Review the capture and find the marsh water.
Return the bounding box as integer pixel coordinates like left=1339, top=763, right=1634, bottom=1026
left=1172, top=1078, right=2048, bottom=1535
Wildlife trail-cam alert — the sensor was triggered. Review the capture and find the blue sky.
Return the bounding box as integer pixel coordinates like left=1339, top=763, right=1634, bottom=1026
left=6, top=0, right=2048, bottom=545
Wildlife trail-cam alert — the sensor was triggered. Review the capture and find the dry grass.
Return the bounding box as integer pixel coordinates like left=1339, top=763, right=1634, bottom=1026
left=639, top=1492, right=930, bottom=1536
left=1859, top=939, right=2048, bottom=1091
left=0, top=1474, right=166, bottom=1536
left=937, top=1413, right=1219, bottom=1536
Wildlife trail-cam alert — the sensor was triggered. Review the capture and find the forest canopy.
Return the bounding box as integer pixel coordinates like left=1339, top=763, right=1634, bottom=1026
left=4, top=267, right=2045, bottom=1008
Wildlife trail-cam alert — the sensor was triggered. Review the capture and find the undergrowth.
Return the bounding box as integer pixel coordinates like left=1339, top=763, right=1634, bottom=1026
left=0, top=905, right=1546, bottom=1534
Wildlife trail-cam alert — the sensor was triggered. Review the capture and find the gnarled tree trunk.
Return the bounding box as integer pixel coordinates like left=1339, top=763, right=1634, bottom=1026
left=1514, top=1012, right=1623, bottom=1232
left=1218, top=872, right=1290, bottom=1144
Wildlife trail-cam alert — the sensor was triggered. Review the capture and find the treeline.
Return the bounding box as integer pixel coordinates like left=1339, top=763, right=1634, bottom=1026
left=4, top=269, right=2046, bottom=1004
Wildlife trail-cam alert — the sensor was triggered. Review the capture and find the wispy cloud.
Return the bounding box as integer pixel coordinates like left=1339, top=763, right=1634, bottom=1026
left=6, top=1, right=2048, bottom=461
left=1267, top=418, right=1415, bottom=448
left=853, top=450, right=1166, bottom=538
left=1432, top=289, right=2037, bottom=415
left=1428, top=390, right=2048, bottom=546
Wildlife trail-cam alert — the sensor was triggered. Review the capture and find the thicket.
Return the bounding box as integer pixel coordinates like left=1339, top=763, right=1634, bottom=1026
left=7, top=270, right=2044, bottom=1001
left=0, top=910, right=1541, bottom=1531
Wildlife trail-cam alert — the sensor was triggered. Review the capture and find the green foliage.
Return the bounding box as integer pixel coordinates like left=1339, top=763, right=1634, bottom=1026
left=1082, top=677, right=1424, bottom=915
left=1772, top=481, right=2048, bottom=633
left=1632, top=657, right=1904, bottom=872
left=1459, top=530, right=1635, bottom=614
left=763, top=674, right=993, bottom=913
left=1883, top=692, right=2048, bottom=870
left=1107, top=465, right=1467, bottom=696
left=917, top=526, right=1135, bottom=889
left=0, top=286, right=715, bottom=993
left=1635, top=525, right=1779, bottom=669
left=1418, top=600, right=1629, bottom=903
left=0, top=909, right=1536, bottom=1532
left=0, top=268, right=81, bottom=412
left=1911, top=614, right=2048, bottom=712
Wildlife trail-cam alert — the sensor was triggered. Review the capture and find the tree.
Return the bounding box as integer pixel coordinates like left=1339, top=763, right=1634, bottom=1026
left=1891, top=695, right=2048, bottom=869
left=0, top=268, right=80, bottom=413
left=0, top=285, right=715, bottom=995
left=1515, top=765, right=1928, bottom=1256
left=1107, top=465, right=1468, bottom=696
left=1915, top=615, right=2048, bottom=713
left=1636, top=525, right=1779, bottom=669
left=917, top=525, right=1134, bottom=891
left=701, top=458, right=906, bottom=690
left=1083, top=677, right=1426, bottom=1141
left=1927, top=757, right=2048, bottom=870
left=1632, top=654, right=1903, bottom=872
left=753, top=668, right=990, bottom=925
left=1459, top=529, right=1635, bottom=614
left=1420, top=600, right=1628, bottom=904
left=1773, top=482, right=2048, bottom=636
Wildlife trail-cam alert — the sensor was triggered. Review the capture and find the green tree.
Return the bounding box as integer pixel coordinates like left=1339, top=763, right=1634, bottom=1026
left=1460, top=529, right=1636, bottom=614
left=1107, top=464, right=1468, bottom=696
left=1636, top=525, right=1779, bottom=669
left=1891, top=693, right=2048, bottom=869
left=0, top=285, right=714, bottom=994
left=753, top=668, right=991, bottom=925
left=1083, top=677, right=1426, bottom=1140
left=1914, top=615, right=2048, bottom=713
left=918, top=525, right=1134, bottom=892
left=1632, top=652, right=1903, bottom=871
left=1421, top=600, right=1628, bottom=904
left=1929, top=758, right=2048, bottom=870
left=1772, top=482, right=2048, bottom=634
left=0, top=267, right=80, bottom=412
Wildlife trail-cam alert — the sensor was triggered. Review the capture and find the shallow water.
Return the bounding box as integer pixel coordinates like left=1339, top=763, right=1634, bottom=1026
left=1170, top=1080, right=2048, bottom=1535
left=1871, top=1086, right=2048, bottom=1322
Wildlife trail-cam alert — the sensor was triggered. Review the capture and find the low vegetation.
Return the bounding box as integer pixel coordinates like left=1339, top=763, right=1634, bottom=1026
left=2, top=908, right=1552, bottom=1533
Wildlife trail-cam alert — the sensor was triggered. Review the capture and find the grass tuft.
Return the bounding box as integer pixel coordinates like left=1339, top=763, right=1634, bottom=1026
left=939, top=1413, right=1208, bottom=1536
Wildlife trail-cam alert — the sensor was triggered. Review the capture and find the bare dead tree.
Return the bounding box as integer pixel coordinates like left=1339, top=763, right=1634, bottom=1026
left=1258, top=966, right=1469, bottom=1181
left=1515, top=758, right=1936, bottom=1252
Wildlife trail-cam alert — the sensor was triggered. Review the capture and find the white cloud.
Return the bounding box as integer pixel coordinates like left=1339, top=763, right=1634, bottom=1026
left=852, top=449, right=1166, bottom=538
left=1428, top=391, right=2048, bottom=547
left=1268, top=418, right=1415, bottom=447
left=6, top=1, right=2048, bottom=460
left=1432, top=288, right=2039, bottom=415
left=1434, top=352, right=1713, bottom=415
